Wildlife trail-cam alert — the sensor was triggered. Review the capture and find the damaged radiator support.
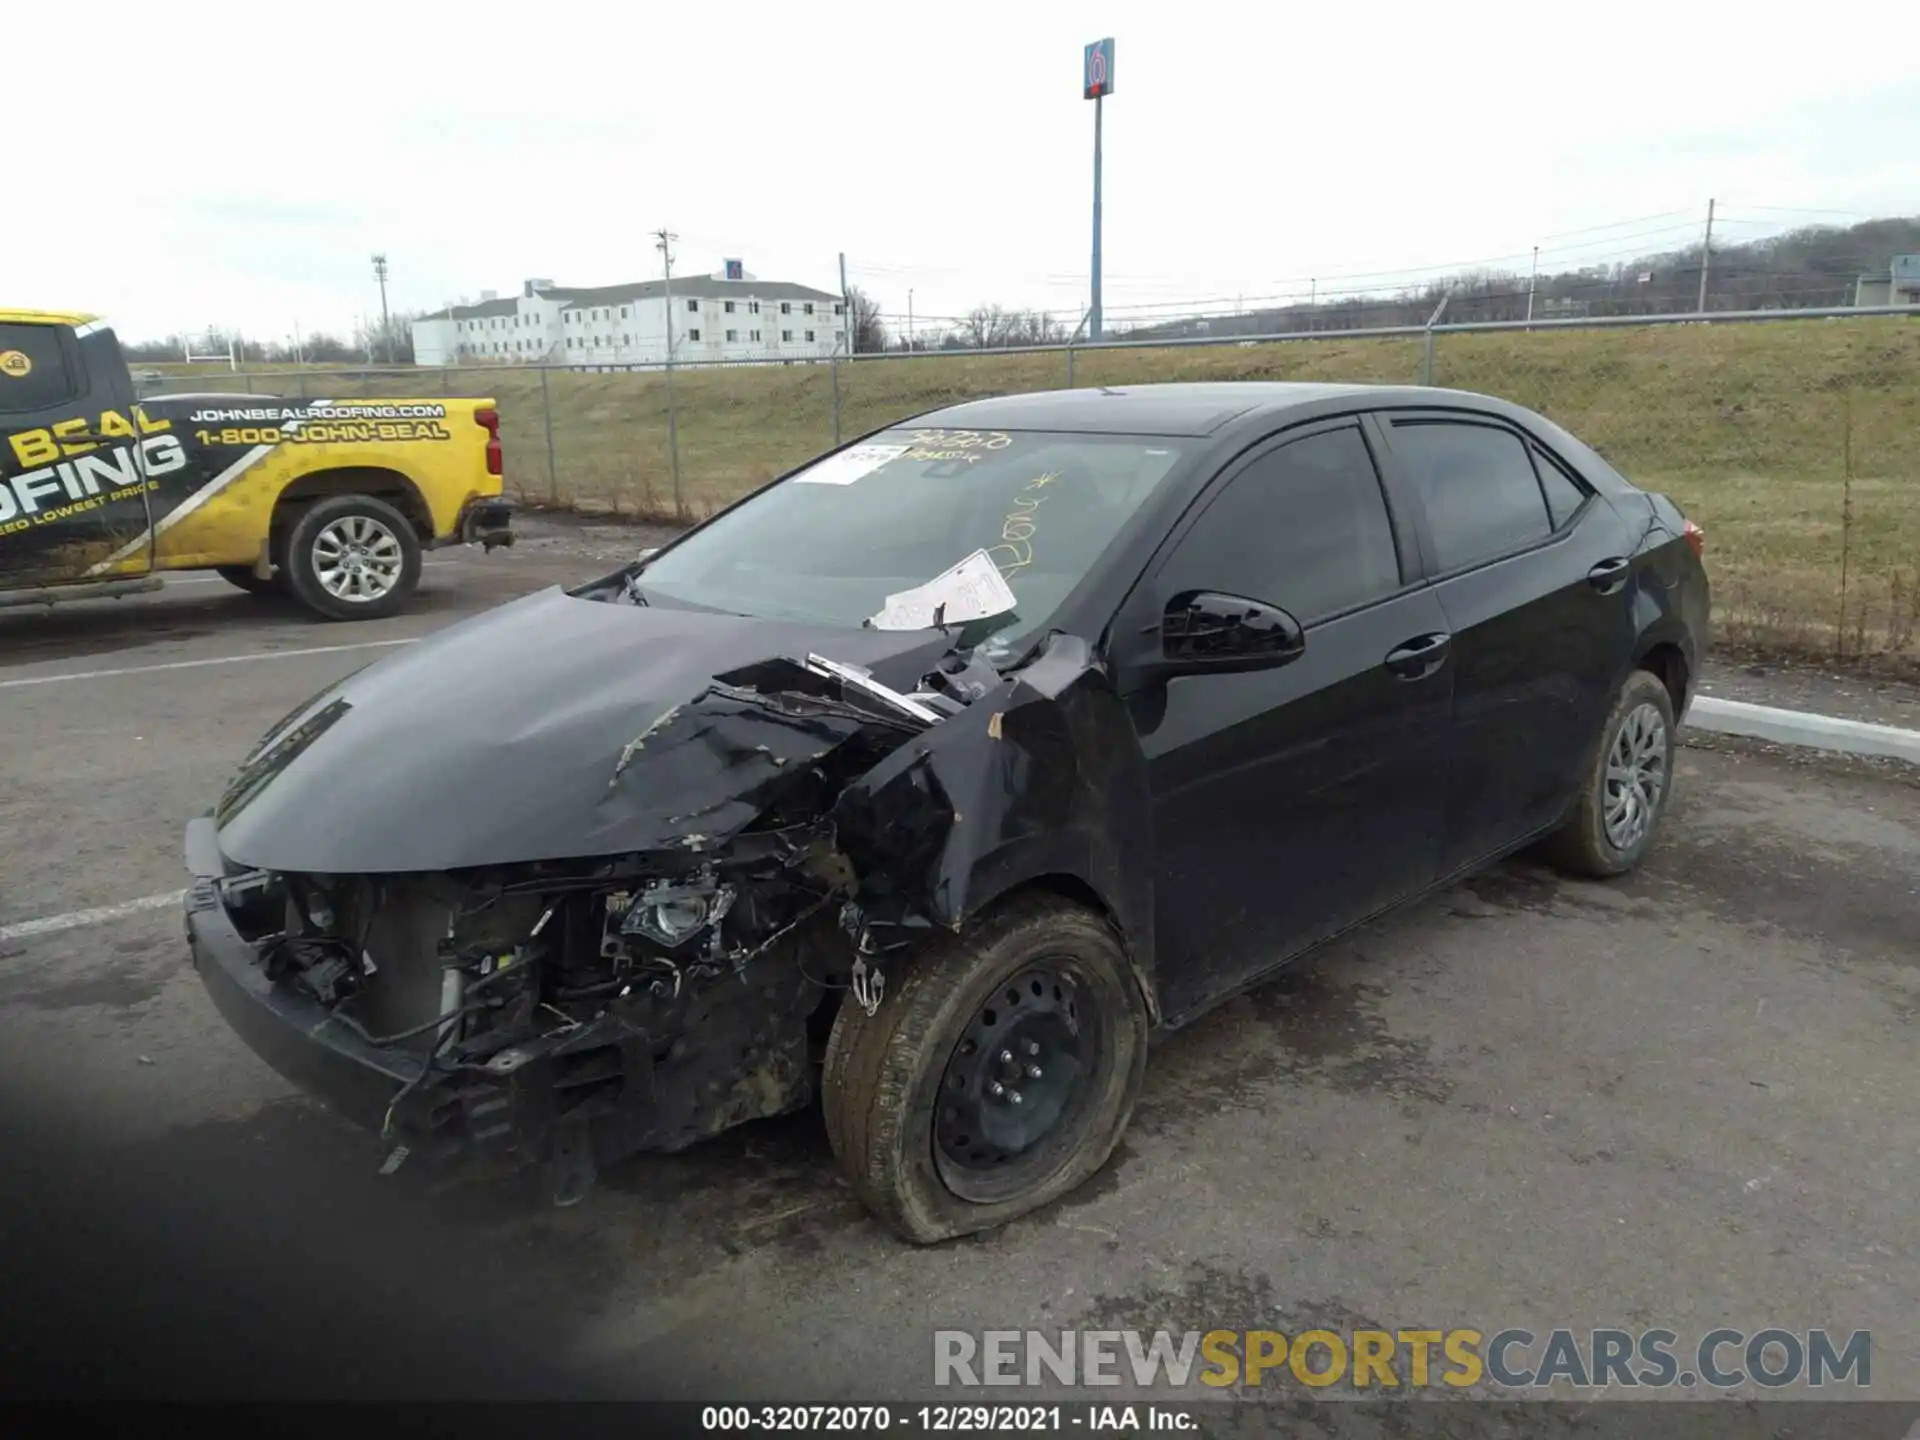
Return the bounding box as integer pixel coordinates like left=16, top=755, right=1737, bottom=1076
left=203, top=631, right=1157, bottom=1204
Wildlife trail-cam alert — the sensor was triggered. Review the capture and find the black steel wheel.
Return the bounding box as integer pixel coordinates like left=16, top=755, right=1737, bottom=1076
left=822, top=893, right=1149, bottom=1244
left=933, top=960, right=1105, bottom=1204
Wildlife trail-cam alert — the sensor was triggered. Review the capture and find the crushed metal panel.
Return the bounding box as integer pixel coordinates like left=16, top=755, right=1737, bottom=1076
left=831, top=632, right=1158, bottom=1016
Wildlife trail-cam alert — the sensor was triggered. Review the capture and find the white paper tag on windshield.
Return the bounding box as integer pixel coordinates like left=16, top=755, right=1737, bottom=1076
left=868, top=549, right=1019, bottom=631
left=792, top=442, right=910, bottom=485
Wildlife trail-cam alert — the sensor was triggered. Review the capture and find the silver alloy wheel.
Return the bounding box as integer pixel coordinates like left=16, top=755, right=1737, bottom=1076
left=1603, top=701, right=1669, bottom=851
left=311, top=514, right=405, bottom=602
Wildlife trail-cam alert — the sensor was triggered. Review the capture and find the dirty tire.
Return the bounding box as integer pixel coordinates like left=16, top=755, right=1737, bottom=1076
left=1539, top=668, right=1677, bottom=878
left=215, top=566, right=282, bottom=596
left=822, top=895, right=1148, bottom=1244
left=283, top=494, right=421, bottom=622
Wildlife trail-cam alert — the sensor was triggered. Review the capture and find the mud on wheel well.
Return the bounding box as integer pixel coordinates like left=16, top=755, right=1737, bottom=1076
left=1637, top=641, right=1691, bottom=714
left=269, top=468, right=435, bottom=558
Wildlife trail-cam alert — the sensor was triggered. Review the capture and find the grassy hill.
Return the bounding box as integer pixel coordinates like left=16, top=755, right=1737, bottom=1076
left=147, top=314, right=1920, bottom=662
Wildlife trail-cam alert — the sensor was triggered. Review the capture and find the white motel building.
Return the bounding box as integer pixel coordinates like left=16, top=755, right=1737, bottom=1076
left=411, top=264, right=847, bottom=368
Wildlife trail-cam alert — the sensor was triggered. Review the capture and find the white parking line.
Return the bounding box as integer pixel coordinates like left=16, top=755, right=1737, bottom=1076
left=0, top=638, right=418, bottom=690
left=0, top=891, right=187, bottom=946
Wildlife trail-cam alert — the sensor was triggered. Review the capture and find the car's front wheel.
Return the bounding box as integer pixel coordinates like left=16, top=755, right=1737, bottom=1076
left=822, top=895, right=1148, bottom=1244
left=1540, top=668, right=1678, bottom=877
left=283, top=494, right=421, bottom=622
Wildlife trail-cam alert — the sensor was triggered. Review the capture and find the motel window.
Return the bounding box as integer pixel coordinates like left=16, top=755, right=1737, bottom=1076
left=688, top=328, right=701, bottom=341
left=686, top=299, right=698, bottom=313
left=806, top=330, right=816, bottom=342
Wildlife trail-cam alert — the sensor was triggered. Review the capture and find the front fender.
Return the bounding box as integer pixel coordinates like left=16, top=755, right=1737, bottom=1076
left=832, top=634, right=1160, bottom=1022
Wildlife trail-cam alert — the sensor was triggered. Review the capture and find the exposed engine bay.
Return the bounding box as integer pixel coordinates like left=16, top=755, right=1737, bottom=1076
left=191, top=624, right=1154, bottom=1205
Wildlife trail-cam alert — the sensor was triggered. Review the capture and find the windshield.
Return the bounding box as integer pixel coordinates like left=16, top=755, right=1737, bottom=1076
left=631, top=428, right=1190, bottom=649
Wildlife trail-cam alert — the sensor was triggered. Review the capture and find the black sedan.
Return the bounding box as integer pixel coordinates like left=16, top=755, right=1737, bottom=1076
left=184, top=382, right=1709, bottom=1242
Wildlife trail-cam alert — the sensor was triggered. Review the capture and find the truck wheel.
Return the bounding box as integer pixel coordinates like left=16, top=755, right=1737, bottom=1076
left=1539, top=669, right=1677, bottom=877
left=215, top=566, right=282, bottom=597
left=283, top=495, right=421, bottom=622
left=822, top=895, right=1148, bottom=1244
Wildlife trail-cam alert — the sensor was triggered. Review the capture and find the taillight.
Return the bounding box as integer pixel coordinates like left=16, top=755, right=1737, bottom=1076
left=474, top=405, right=502, bottom=476
left=1683, top=519, right=1704, bottom=559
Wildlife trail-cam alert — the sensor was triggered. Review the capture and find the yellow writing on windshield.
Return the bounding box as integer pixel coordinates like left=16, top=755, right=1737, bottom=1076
left=986, top=471, right=1062, bottom=580
left=902, top=429, right=1014, bottom=463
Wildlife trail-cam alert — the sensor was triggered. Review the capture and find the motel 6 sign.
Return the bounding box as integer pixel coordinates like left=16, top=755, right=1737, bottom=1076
left=1084, top=38, right=1114, bottom=99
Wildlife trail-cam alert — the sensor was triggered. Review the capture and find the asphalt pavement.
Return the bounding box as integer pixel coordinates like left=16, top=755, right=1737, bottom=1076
left=2, top=518, right=1916, bottom=1408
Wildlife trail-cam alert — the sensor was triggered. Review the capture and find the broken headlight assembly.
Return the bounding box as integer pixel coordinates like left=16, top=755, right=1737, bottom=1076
left=620, top=870, right=736, bottom=949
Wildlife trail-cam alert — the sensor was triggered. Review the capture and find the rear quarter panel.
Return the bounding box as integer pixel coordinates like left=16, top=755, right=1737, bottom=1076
left=123, top=395, right=499, bottom=572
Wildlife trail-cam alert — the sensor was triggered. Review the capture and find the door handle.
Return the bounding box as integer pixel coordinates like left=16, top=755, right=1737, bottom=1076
left=1588, top=557, right=1632, bottom=594
left=1383, top=632, right=1450, bottom=679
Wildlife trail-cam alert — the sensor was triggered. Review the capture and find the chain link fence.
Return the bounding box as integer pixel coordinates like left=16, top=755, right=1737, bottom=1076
left=141, top=305, right=1920, bottom=664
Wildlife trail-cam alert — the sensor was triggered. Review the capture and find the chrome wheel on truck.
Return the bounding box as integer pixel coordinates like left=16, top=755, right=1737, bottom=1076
left=312, top=514, right=407, bottom=603
left=284, top=494, right=422, bottom=622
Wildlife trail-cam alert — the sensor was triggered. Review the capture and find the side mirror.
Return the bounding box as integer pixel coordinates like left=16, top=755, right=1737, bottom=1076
left=1158, top=591, right=1305, bottom=676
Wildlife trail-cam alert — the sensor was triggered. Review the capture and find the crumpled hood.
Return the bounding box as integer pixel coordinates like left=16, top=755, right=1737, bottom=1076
left=212, top=585, right=952, bottom=874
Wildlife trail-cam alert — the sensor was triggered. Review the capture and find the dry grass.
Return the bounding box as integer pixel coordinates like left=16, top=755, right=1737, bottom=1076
left=146, top=316, right=1920, bottom=663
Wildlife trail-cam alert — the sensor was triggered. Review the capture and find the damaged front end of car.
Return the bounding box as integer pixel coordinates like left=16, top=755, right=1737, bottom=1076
left=184, top=591, right=1155, bottom=1206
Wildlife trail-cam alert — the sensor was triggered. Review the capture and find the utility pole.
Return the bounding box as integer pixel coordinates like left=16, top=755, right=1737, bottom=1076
left=1083, top=39, right=1113, bottom=343
left=655, top=227, right=683, bottom=514
left=1526, top=246, right=1539, bottom=326
left=1696, top=199, right=1715, bottom=314
left=372, top=254, right=391, bottom=363
left=839, top=252, right=854, bottom=355
left=907, top=289, right=914, bottom=351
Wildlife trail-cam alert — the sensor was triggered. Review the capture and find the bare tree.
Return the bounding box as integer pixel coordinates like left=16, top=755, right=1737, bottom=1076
left=845, top=284, right=889, bottom=354
left=353, top=309, right=423, bottom=365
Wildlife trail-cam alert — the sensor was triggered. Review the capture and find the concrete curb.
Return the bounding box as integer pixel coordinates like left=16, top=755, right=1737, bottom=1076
left=1684, top=695, right=1920, bottom=764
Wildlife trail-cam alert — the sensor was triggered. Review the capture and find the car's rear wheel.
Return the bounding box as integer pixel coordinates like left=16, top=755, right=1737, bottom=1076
left=283, top=495, right=421, bottom=622
left=1540, top=669, right=1677, bottom=877
left=821, top=895, right=1148, bottom=1244
left=215, top=566, right=282, bottom=597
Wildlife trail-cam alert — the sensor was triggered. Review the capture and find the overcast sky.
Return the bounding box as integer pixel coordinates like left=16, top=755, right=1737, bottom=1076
left=12, top=1, right=1916, bottom=345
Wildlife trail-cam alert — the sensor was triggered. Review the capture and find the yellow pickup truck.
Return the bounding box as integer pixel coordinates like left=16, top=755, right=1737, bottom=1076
left=0, top=309, right=514, bottom=621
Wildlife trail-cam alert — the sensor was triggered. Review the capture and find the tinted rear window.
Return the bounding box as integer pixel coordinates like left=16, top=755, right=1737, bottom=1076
left=0, top=324, right=80, bottom=414
left=1391, top=420, right=1551, bottom=572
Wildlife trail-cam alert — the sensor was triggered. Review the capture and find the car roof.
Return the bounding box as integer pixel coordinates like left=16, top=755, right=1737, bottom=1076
left=906, top=382, right=1511, bottom=436
left=0, top=308, right=102, bottom=328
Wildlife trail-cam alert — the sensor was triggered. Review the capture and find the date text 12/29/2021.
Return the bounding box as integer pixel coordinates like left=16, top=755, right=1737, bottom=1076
left=701, top=1405, right=1198, bottom=1432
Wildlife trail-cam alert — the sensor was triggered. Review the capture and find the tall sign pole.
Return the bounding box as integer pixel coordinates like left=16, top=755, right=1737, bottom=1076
left=1083, top=38, right=1113, bottom=343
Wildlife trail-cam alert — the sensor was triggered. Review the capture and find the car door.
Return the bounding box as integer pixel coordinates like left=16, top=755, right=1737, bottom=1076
left=1109, top=418, right=1454, bottom=1024
left=0, top=317, right=154, bottom=588
left=1369, top=411, right=1638, bottom=877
